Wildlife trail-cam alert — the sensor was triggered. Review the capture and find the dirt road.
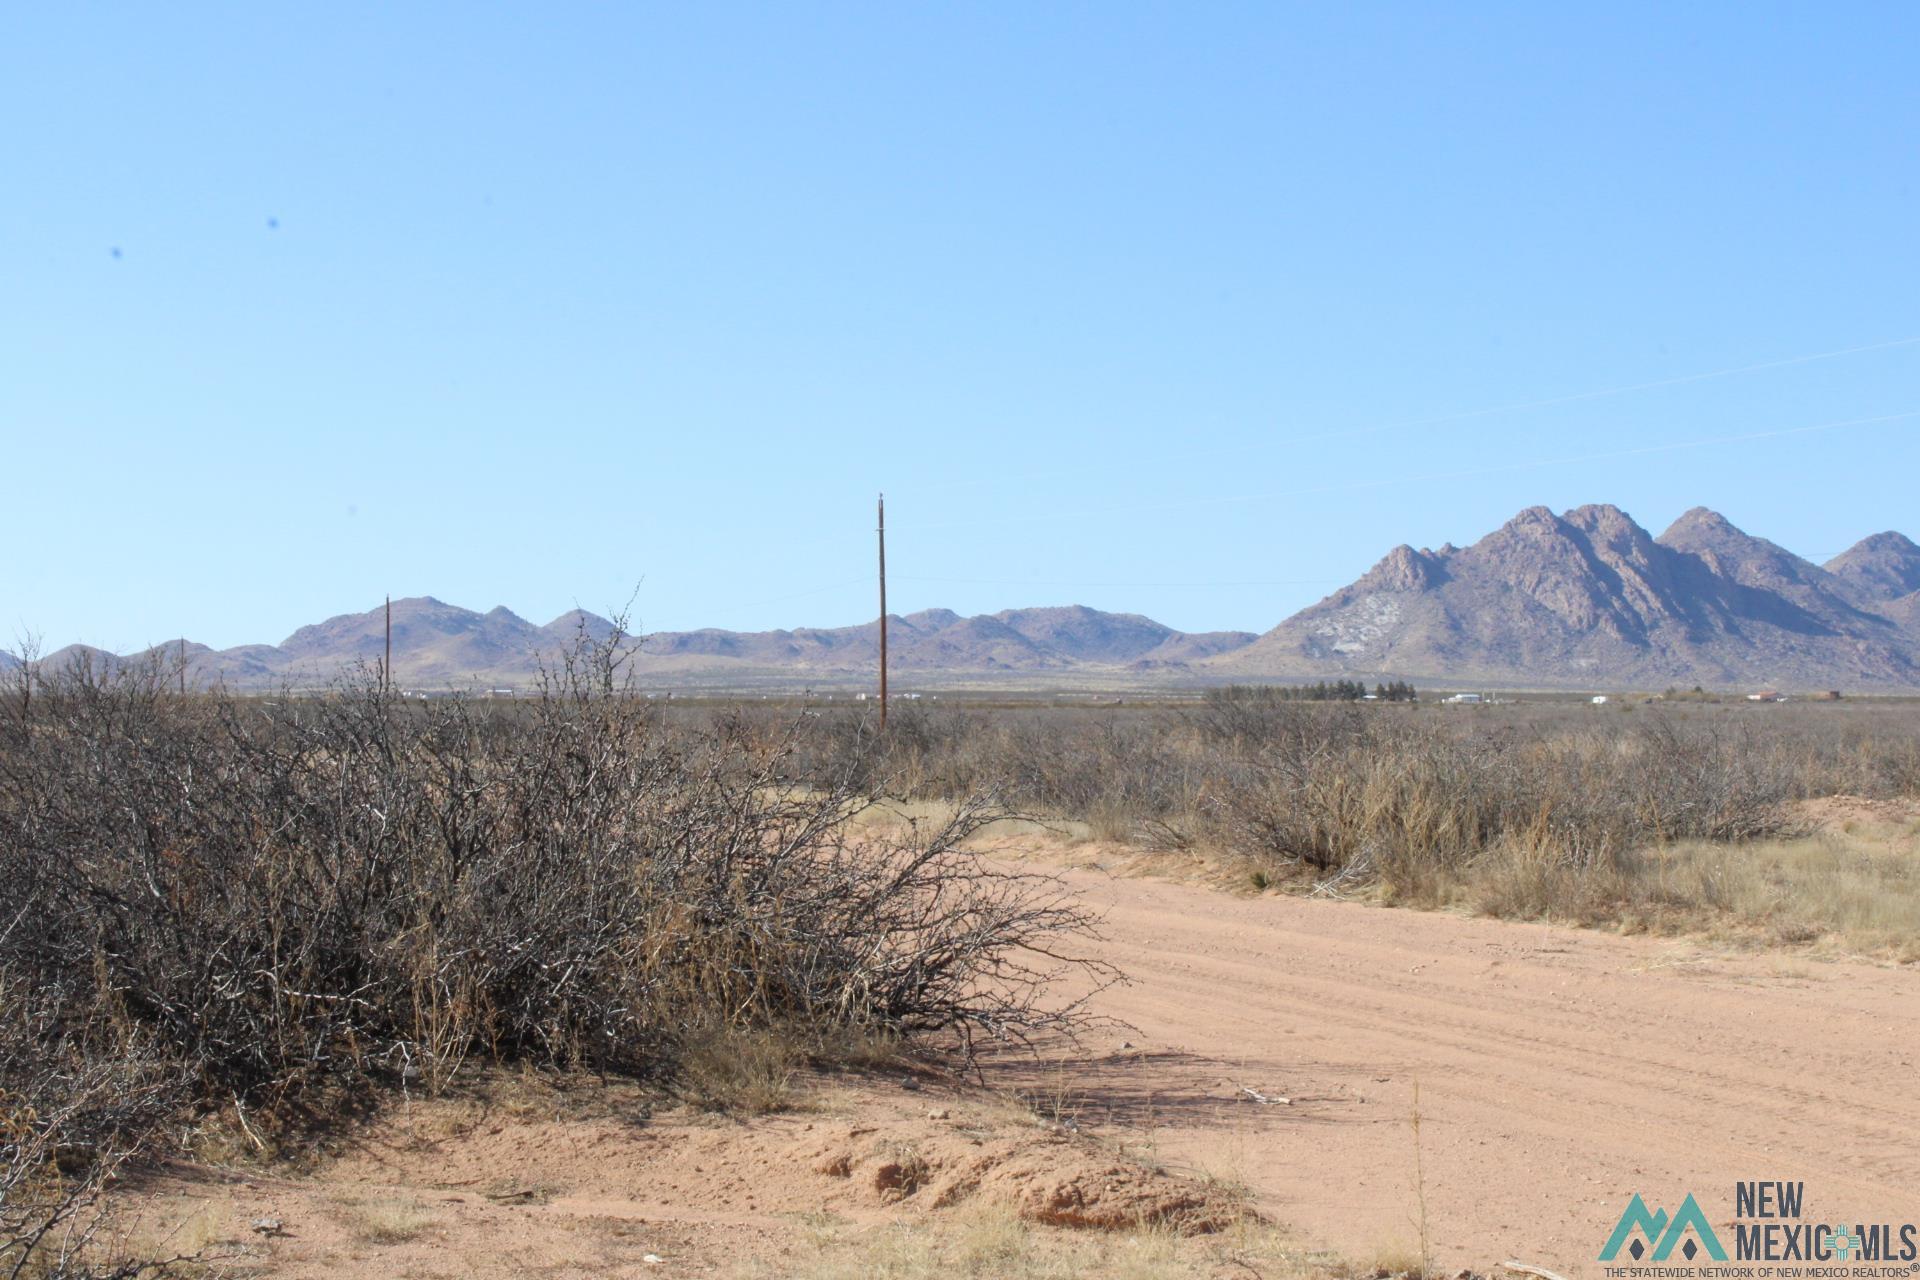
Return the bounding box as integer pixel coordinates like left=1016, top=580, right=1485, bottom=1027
left=126, top=849, right=1920, bottom=1278
left=1016, top=862, right=1920, bottom=1274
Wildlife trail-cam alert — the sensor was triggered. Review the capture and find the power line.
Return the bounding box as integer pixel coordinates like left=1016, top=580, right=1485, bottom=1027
left=624, top=411, right=1911, bottom=633
left=696, top=576, right=871, bottom=614
left=900, top=409, right=1920, bottom=534
left=911, top=333, right=1920, bottom=497
left=738, top=408, right=1915, bottom=605
left=738, top=330, right=1920, bottom=571
left=1288, top=334, right=1920, bottom=443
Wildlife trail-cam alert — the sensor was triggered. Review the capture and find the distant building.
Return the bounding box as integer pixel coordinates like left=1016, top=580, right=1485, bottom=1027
left=1746, top=690, right=1782, bottom=702
left=1591, top=695, right=1609, bottom=705
left=1442, top=692, right=1484, bottom=705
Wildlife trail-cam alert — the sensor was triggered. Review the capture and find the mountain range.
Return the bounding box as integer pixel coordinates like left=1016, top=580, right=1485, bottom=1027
left=1217, top=505, right=1920, bottom=689
left=13, top=505, right=1920, bottom=691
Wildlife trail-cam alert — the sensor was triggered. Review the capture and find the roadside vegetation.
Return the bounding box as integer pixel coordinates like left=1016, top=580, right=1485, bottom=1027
left=737, top=1207, right=1318, bottom=1280
left=777, top=692, right=1920, bottom=957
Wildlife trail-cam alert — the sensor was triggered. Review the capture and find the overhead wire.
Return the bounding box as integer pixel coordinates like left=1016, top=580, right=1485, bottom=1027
left=674, top=334, right=1920, bottom=616
left=898, top=409, right=1920, bottom=534
left=909, top=334, right=1920, bottom=497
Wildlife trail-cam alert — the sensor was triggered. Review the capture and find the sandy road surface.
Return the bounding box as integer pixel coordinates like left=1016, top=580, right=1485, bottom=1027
left=1007, top=863, right=1920, bottom=1275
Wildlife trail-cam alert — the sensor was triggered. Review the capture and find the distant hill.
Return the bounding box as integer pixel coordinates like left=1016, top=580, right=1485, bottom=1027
left=1208, top=505, right=1920, bottom=689
left=13, top=505, right=1918, bottom=692
left=13, top=599, right=1259, bottom=691
left=1826, top=531, right=1920, bottom=611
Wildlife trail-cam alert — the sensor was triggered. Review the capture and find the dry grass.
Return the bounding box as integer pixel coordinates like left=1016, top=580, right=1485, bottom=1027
left=106, top=1204, right=231, bottom=1277
left=332, top=1192, right=439, bottom=1245
left=673, top=1025, right=808, bottom=1115
left=1451, top=808, right=1919, bottom=959
left=737, top=1207, right=1325, bottom=1280
left=1347, top=1243, right=1435, bottom=1280
left=1012, top=1062, right=1088, bottom=1131
left=786, top=698, right=1920, bottom=960
left=1641, top=826, right=1916, bottom=957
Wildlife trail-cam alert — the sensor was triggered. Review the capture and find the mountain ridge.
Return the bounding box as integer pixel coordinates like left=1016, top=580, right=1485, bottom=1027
left=1210, top=504, right=1920, bottom=689
left=12, top=506, right=1919, bottom=691
left=19, top=598, right=1264, bottom=690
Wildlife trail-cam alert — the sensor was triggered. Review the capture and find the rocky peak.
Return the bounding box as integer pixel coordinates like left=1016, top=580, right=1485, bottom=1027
left=1505, top=505, right=1561, bottom=532
left=1826, top=532, right=1920, bottom=601
left=1356, top=545, right=1446, bottom=592
left=901, top=608, right=963, bottom=632
left=1657, top=507, right=1841, bottom=604
left=1661, top=506, right=1738, bottom=538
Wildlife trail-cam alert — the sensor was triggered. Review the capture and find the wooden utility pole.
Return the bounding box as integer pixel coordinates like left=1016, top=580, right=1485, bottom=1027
left=178, top=638, right=186, bottom=696
left=384, top=595, right=392, bottom=694
left=877, top=494, right=888, bottom=730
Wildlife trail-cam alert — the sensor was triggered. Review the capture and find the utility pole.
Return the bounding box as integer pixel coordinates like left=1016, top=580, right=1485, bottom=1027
left=384, top=595, right=392, bottom=695
left=877, top=493, right=888, bottom=730
left=178, top=638, right=186, bottom=696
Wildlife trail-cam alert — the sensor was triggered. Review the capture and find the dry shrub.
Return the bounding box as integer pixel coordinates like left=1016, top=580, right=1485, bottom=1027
left=0, top=974, right=184, bottom=1278
left=1196, top=707, right=1798, bottom=890
left=0, top=638, right=1111, bottom=1274
left=777, top=694, right=1920, bottom=941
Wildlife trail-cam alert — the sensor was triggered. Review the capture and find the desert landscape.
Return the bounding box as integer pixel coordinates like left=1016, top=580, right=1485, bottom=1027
left=24, top=506, right=1920, bottom=696
left=11, top=6, right=1920, bottom=1278
left=5, top=647, right=1918, bottom=1277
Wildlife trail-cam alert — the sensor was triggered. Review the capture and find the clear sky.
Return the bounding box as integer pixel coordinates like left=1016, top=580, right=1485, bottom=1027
left=6, top=4, right=1918, bottom=653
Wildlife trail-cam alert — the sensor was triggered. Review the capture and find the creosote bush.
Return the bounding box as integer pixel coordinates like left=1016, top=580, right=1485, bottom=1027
left=775, top=693, right=1919, bottom=911
left=1, top=972, right=183, bottom=1279
left=0, top=639, right=1107, bottom=1274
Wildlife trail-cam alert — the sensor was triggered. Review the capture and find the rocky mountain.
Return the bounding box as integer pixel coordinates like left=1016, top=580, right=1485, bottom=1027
left=1210, top=505, right=1920, bottom=689
left=13, top=599, right=1258, bottom=690
left=1826, top=532, right=1920, bottom=626
left=13, top=506, right=1917, bottom=691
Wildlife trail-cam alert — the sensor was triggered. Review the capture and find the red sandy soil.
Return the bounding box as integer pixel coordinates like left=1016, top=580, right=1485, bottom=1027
left=1008, top=846, right=1920, bottom=1273
left=119, top=1069, right=1247, bottom=1278
left=115, top=823, right=1920, bottom=1278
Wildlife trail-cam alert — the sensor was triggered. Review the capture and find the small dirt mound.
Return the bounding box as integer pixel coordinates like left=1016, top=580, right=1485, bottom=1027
left=805, top=1125, right=1246, bottom=1235
left=981, top=1153, right=1240, bottom=1232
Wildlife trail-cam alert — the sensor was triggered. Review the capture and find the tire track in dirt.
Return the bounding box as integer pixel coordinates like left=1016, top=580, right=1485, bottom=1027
left=1014, top=865, right=1920, bottom=1275
left=1109, top=949, right=1916, bottom=1153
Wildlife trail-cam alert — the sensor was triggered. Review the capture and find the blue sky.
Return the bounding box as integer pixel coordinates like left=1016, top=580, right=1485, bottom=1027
left=5, top=4, right=1917, bottom=652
